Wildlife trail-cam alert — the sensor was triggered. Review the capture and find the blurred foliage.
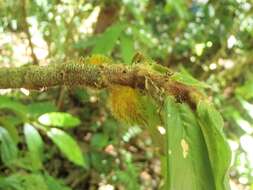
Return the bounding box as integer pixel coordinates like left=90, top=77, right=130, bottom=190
left=0, top=0, right=253, bottom=189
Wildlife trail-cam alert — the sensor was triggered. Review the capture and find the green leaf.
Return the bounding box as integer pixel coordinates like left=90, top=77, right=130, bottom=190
left=91, top=133, right=109, bottom=149
left=197, top=100, right=231, bottom=190
left=2, top=173, right=49, bottom=190
left=38, top=112, right=81, bottom=128
left=171, top=68, right=209, bottom=89
left=239, top=99, right=253, bottom=119
left=0, top=175, right=22, bottom=190
left=236, top=80, right=253, bottom=99
left=44, top=174, right=71, bottom=190
left=24, top=124, right=44, bottom=169
left=0, top=116, right=19, bottom=143
left=120, top=33, right=135, bottom=64
left=163, top=97, right=215, bottom=190
left=165, top=0, right=188, bottom=19
left=27, top=102, right=57, bottom=117
left=0, top=96, right=27, bottom=119
left=74, top=36, right=99, bottom=50
left=47, top=128, right=85, bottom=167
left=92, top=23, right=125, bottom=54
left=0, top=127, right=18, bottom=166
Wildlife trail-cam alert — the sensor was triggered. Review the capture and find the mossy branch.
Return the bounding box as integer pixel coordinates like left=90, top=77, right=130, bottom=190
left=0, top=60, right=199, bottom=107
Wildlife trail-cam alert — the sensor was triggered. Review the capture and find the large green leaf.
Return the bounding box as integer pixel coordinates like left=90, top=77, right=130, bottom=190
left=0, top=127, right=18, bottom=166
left=92, top=23, right=126, bottom=54
left=197, top=100, right=231, bottom=190
left=38, top=112, right=80, bottom=128
left=24, top=124, right=44, bottom=169
left=47, top=128, right=85, bottom=167
left=163, top=97, right=215, bottom=190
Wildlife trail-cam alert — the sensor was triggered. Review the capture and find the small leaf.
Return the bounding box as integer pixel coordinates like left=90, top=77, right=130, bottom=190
left=24, top=124, right=44, bottom=169
left=171, top=67, right=209, bottom=89
left=0, top=127, right=18, bottom=166
left=120, top=33, right=135, bottom=64
left=38, top=112, right=80, bottom=128
left=47, top=128, right=85, bottom=167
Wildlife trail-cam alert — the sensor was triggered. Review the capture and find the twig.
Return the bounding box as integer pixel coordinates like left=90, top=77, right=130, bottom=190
left=21, top=0, right=39, bottom=65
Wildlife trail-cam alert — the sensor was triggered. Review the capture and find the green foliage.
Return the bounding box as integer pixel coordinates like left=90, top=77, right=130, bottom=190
left=38, top=112, right=81, bottom=128
left=1, top=0, right=253, bottom=189
left=92, top=23, right=126, bottom=55
left=91, top=133, right=109, bottom=149
left=24, top=124, right=44, bottom=169
left=163, top=97, right=215, bottom=190
left=120, top=33, right=135, bottom=64
left=47, top=128, right=85, bottom=167
left=0, top=127, right=18, bottom=166
left=197, top=101, right=231, bottom=190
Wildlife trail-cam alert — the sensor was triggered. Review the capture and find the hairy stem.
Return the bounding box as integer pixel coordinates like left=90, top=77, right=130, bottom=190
left=0, top=61, right=198, bottom=107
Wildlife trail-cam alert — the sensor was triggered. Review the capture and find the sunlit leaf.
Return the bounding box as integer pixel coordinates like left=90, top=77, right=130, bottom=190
left=236, top=80, right=253, bottom=100
left=38, top=112, right=80, bottom=128
left=24, top=124, right=44, bottom=169
left=47, top=128, right=85, bottom=167
left=239, top=99, right=253, bottom=119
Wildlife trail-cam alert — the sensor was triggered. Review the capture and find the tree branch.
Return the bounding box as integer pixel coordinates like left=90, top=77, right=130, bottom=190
left=0, top=61, right=200, bottom=108
left=21, top=0, right=39, bottom=65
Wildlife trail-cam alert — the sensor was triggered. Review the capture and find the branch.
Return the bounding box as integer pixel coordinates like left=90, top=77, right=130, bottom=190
left=0, top=61, right=200, bottom=108
left=21, top=0, right=39, bottom=65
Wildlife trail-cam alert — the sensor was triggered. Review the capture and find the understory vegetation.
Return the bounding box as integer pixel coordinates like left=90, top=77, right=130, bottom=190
left=0, top=0, right=253, bottom=190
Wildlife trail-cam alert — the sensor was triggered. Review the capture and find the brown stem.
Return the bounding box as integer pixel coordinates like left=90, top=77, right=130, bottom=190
left=0, top=60, right=201, bottom=108
left=21, top=0, right=39, bottom=65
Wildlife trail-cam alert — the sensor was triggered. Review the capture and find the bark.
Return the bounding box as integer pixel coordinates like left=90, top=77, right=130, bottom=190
left=0, top=61, right=199, bottom=108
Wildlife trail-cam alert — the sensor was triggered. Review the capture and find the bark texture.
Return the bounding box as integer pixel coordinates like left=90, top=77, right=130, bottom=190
left=0, top=61, right=200, bottom=108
